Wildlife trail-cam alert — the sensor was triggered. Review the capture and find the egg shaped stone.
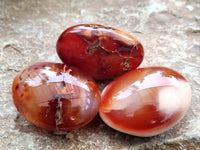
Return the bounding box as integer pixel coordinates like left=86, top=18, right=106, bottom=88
left=12, top=62, right=101, bottom=131
left=99, top=67, right=191, bottom=137
left=56, top=24, right=144, bottom=80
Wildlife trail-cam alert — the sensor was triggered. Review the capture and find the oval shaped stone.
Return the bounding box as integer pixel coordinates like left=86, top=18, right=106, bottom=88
left=56, top=24, right=144, bottom=80
left=12, top=62, right=101, bottom=131
left=99, top=67, right=191, bottom=137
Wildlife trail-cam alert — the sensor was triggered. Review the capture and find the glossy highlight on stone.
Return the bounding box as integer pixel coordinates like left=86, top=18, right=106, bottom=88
left=56, top=24, right=144, bottom=80
left=12, top=62, right=101, bottom=131
left=99, top=67, right=191, bottom=137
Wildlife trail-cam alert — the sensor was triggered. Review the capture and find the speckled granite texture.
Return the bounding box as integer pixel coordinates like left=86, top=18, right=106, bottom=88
left=0, top=0, right=200, bottom=149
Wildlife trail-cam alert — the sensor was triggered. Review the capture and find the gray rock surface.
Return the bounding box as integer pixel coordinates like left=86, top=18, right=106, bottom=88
left=0, top=0, right=199, bottom=149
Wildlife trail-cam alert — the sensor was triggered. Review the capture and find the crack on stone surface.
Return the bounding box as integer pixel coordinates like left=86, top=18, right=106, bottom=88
left=120, top=59, right=132, bottom=72
left=85, top=39, right=101, bottom=54
left=3, top=44, right=22, bottom=53
left=186, top=29, right=200, bottom=35
left=7, top=68, right=20, bottom=72
left=79, top=27, right=139, bottom=60
left=55, top=97, right=63, bottom=130
left=47, top=95, right=64, bottom=131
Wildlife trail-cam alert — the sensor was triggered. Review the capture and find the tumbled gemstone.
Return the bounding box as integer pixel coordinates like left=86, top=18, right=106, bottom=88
left=56, top=24, right=144, bottom=80
left=12, top=62, right=101, bottom=131
left=99, top=67, right=191, bottom=137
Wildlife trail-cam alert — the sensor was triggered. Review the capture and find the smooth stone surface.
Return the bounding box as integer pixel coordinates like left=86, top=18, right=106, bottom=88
left=100, top=67, right=191, bottom=137
left=12, top=62, right=100, bottom=131
left=56, top=24, right=144, bottom=80
left=0, top=0, right=199, bottom=149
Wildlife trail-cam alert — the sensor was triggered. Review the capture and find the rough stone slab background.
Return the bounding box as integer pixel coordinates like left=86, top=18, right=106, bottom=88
left=0, top=0, right=200, bottom=149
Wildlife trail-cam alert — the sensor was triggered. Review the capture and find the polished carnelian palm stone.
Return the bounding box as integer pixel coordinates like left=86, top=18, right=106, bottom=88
left=56, top=24, right=144, bottom=80
left=12, top=62, right=101, bottom=131
left=99, top=67, right=191, bottom=137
